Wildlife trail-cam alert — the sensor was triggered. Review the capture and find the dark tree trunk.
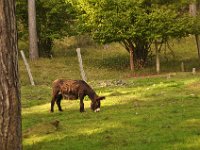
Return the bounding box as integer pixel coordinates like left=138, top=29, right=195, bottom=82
left=38, top=38, right=53, bottom=57
left=134, top=38, right=149, bottom=67
left=0, top=0, right=22, bottom=149
left=28, top=0, right=39, bottom=60
left=195, top=35, right=200, bottom=59
left=129, top=41, right=135, bottom=71
left=122, top=39, right=149, bottom=71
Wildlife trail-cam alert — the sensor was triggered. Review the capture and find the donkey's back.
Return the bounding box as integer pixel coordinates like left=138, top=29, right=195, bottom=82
left=52, top=79, right=90, bottom=93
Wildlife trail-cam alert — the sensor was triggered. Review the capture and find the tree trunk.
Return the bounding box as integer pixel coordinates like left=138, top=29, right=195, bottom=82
left=28, top=0, right=39, bottom=60
left=195, top=34, right=200, bottom=59
left=122, top=39, right=149, bottom=70
left=189, top=2, right=197, bottom=16
left=38, top=38, right=53, bottom=57
left=0, top=0, right=22, bottom=149
left=189, top=2, right=200, bottom=61
left=129, top=42, right=135, bottom=71
left=155, top=41, right=160, bottom=74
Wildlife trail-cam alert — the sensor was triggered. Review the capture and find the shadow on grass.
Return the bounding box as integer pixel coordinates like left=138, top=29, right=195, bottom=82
left=23, top=92, right=200, bottom=150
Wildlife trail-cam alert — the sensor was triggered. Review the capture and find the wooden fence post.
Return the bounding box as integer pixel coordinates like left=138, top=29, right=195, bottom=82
left=192, top=68, right=196, bottom=75
left=20, top=50, right=35, bottom=86
left=76, top=48, right=87, bottom=82
left=181, top=62, right=185, bottom=72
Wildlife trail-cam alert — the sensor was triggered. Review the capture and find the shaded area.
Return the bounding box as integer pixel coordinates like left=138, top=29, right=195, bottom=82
left=23, top=98, right=200, bottom=150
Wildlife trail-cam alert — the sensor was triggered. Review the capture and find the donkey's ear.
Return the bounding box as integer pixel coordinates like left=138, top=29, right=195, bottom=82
left=96, top=96, right=105, bottom=101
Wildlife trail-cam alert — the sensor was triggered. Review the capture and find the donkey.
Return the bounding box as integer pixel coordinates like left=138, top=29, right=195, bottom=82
left=50, top=79, right=105, bottom=112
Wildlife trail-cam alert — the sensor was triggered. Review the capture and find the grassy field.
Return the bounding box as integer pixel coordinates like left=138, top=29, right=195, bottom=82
left=20, top=37, right=200, bottom=150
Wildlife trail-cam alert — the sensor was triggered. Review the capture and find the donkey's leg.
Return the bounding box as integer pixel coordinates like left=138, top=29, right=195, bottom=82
left=80, top=99, right=85, bottom=112
left=56, top=94, right=63, bottom=112
left=51, top=95, right=57, bottom=112
left=51, top=90, right=59, bottom=112
left=97, top=101, right=101, bottom=108
left=79, top=94, right=85, bottom=112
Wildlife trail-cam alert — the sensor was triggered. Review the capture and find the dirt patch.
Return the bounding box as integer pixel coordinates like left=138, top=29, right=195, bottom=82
left=187, top=82, right=200, bottom=91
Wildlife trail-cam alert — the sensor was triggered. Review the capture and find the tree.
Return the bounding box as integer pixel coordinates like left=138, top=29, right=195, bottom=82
left=70, top=0, right=193, bottom=71
left=189, top=0, right=200, bottom=61
left=28, top=0, right=39, bottom=60
left=0, top=0, right=22, bottom=149
left=17, top=0, right=77, bottom=57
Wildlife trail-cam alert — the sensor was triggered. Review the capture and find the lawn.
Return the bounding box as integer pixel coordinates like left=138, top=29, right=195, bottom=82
left=21, top=73, right=200, bottom=150
left=20, top=37, right=200, bottom=150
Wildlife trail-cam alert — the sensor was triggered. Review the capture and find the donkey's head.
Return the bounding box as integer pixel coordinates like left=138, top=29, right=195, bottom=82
left=90, top=96, right=105, bottom=112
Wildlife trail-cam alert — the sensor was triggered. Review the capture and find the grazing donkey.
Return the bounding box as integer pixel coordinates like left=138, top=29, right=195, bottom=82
left=50, top=79, right=105, bottom=112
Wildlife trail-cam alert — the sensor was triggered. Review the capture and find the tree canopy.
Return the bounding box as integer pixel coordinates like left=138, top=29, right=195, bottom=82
left=16, top=0, right=200, bottom=69
left=17, top=0, right=77, bottom=57
left=69, top=0, right=199, bottom=69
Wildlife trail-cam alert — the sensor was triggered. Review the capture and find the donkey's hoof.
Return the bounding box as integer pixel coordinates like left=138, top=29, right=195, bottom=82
left=80, top=109, right=85, bottom=113
left=94, top=108, right=100, bottom=112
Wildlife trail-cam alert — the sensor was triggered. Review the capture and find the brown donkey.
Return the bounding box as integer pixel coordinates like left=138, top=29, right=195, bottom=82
left=50, top=79, right=105, bottom=112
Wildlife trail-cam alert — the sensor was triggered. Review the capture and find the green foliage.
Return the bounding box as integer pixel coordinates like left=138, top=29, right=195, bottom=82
left=77, top=0, right=193, bottom=42
left=69, top=0, right=198, bottom=67
left=17, top=0, right=200, bottom=66
left=148, top=8, right=192, bottom=39
left=189, top=14, right=200, bottom=35
left=16, top=0, right=77, bottom=57
left=35, top=0, right=76, bottom=39
left=16, top=0, right=29, bottom=40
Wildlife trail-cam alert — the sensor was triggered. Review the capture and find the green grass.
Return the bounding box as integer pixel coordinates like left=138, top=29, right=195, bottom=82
left=21, top=74, right=200, bottom=150
left=20, top=37, right=200, bottom=150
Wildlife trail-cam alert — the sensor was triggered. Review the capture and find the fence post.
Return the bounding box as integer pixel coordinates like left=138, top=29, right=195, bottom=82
left=76, top=48, right=87, bottom=82
left=20, top=50, right=35, bottom=86
left=192, top=68, right=196, bottom=75
left=181, top=62, right=185, bottom=72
